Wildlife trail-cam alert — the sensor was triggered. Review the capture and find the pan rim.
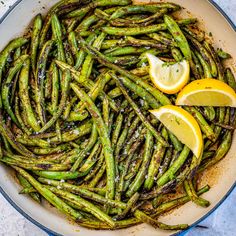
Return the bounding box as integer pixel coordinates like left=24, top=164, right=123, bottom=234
left=0, top=1, right=235, bottom=235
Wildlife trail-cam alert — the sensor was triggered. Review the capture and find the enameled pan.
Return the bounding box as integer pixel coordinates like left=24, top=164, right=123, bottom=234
left=0, top=0, right=235, bottom=235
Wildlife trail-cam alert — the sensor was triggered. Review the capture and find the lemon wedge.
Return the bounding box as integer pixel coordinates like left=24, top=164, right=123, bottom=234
left=146, top=53, right=190, bottom=94
left=176, top=78, right=236, bottom=107
left=150, top=105, right=203, bottom=158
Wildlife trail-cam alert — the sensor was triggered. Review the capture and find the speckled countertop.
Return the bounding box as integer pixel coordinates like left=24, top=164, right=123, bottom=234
left=0, top=0, right=236, bottom=236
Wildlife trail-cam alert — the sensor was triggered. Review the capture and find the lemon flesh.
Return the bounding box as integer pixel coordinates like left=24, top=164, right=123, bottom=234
left=147, top=53, right=190, bottom=94
left=176, top=78, right=236, bottom=107
left=150, top=105, right=203, bottom=158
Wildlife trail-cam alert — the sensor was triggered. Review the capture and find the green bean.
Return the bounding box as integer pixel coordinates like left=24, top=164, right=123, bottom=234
left=204, top=107, right=225, bottom=150
left=79, top=38, right=171, bottom=106
left=116, top=150, right=138, bottom=201
left=183, top=26, right=205, bottom=42
left=164, top=15, right=191, bottom=60
left=197, top=107, right=215, bottom=122
left=118, top=76, right=160, bottom=109
left=102, top=24, right=166, bottom=36
left=152, top=194, right=167, bottom=209
left=71, top=83, right=115, bottom=200
left=3, top=151, right=54, bottom=163
left=89, top=163, right=106, bottom=188
left=55, top=60, right=118, bottom=112
left=203, top=41, right=224, bottom=81
left=68, top=71, right=111, bottom=121
left=217, top=48, right=231, bottom=59
left=1, top=136, right=12, bottom=154
left=121, top=126, right=145, bottom=160
left=33, top=170, right=80, bottom=180
left=102, top=18, right=196, bottom=36
left=157, top=145, right=190, bottom=187
left=46, top=186, right=116, bottom=227
left=77, top=34, right=97, bottom=70
left=78, top=32, right=106, bottom=83
left=141, top=165, right=191, bottom=200
left=79, top=142, right=101, bottom=174
left=32, top=144, right=70, bottom=155
left=49, top=120, right=92, bottom=143
left=124, top=156, right=142, bottom=181
left=39, top=69, right=71, bottom=132
left=78, top=217, right=139, bottom=229
left=36, top=40, right=55, bottom=125
left=191, top=50, right=204, bottom=79
left=39, top=0, right=89, bottom=47
left=13, top=166, right=83, bottom=221
left=144, top=130, right=166, bottom=190
left=83, top=151, right=105, bottom=182
left=115, top=124, right=129, bottom=158
left=30, top=14, right=43, bottom=76
left=115, top=193, right=140, bottom=220
left=111, top=113, right=123, bottom=148
left=111, top=8, right=169, bottom=27
left=44, top=62, right=54, bottom=99
left=184, top=180, right=210, bottom=207
left=64, top=3, right=91, bottom=19
left=126, top=130, right=153, bottom=197
left=0, top=37, right=28, bottom=107
left=67, top=0, right=131, bottom=19
left=17, top=173, right=41, bottom=203
left=68, top=31, right=93, bottom=70
left=134, top=210, right=188, bottom=230
left=168, top=132, right=183, bottom=152
left=185, top=107, right=216, bottom=141
left=0, top=1, right=234, bottom=231
left=171, top=47, right=183, bottom=61
left=104, top=46, right=147, bottom=57
left=14, top=96, right=31, bottom=135
left=101, top=39, right=123, bottom=50
left=0, top=113, right=35, bottom=158
left=63, top=96, right=77, bottom=120
left=13, top=47, right=21, bottom=60
left=199, top=131, right=232, bottom=172
left=110, top=4, right=180, bottom=20
left=55, top=120, right=62, bottom=142
left=125, top=36, right=168, bottom=50
left=225, top=68, right=236, bottom=91
left=1, top=156, right=70, bottom=170
left=109, top=55, right=140, bottom=67
left=76, top=15, right=98, bottom=32
left=202, top=150, right=215, bottom=160
left=0, top=137, right=2, bottom=159
left=2, top=55, right=29, bottom=126
left=19, top=187, right=37, bottom=194
left=70, top=122, right=98, bottom=170
left=137, top=49, right=167, bottom=68
left=38, top=178, right=106, bottom=196
left=148, top=33, right=176, bottom=47
left=152, top=185, right=210, bottom=217
left=18, top=57, right=41, bottom=131
left=187, top=36, right=217, bottom=77
left=109, top=72, right=167, bottom=146
left=16, top=135, right=50, bottom=148
left=48, top=62, right=59, bottom=113
left=194, top=49, right=212, bottom=78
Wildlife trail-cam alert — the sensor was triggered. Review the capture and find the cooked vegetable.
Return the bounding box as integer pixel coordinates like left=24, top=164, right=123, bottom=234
left=0, top=0, right=235, bottom=231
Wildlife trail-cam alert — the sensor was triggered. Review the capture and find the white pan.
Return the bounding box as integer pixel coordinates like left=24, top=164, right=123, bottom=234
left=0, top=0, right=235, bottom=235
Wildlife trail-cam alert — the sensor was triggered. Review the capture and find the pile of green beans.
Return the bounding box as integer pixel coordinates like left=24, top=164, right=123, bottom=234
left=0, top=0, right=235, bottom=231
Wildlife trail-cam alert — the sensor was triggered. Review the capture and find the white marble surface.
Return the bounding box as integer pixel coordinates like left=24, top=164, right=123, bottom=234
left=0, top=0, right=235, bottom=236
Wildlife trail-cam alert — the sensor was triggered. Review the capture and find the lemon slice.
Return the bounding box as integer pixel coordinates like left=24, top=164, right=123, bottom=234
left=150, top=105, right=203, bottom=158
left=146, top=53, right=190, bottom=94
left=176, top=78, right=236, bottom=107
